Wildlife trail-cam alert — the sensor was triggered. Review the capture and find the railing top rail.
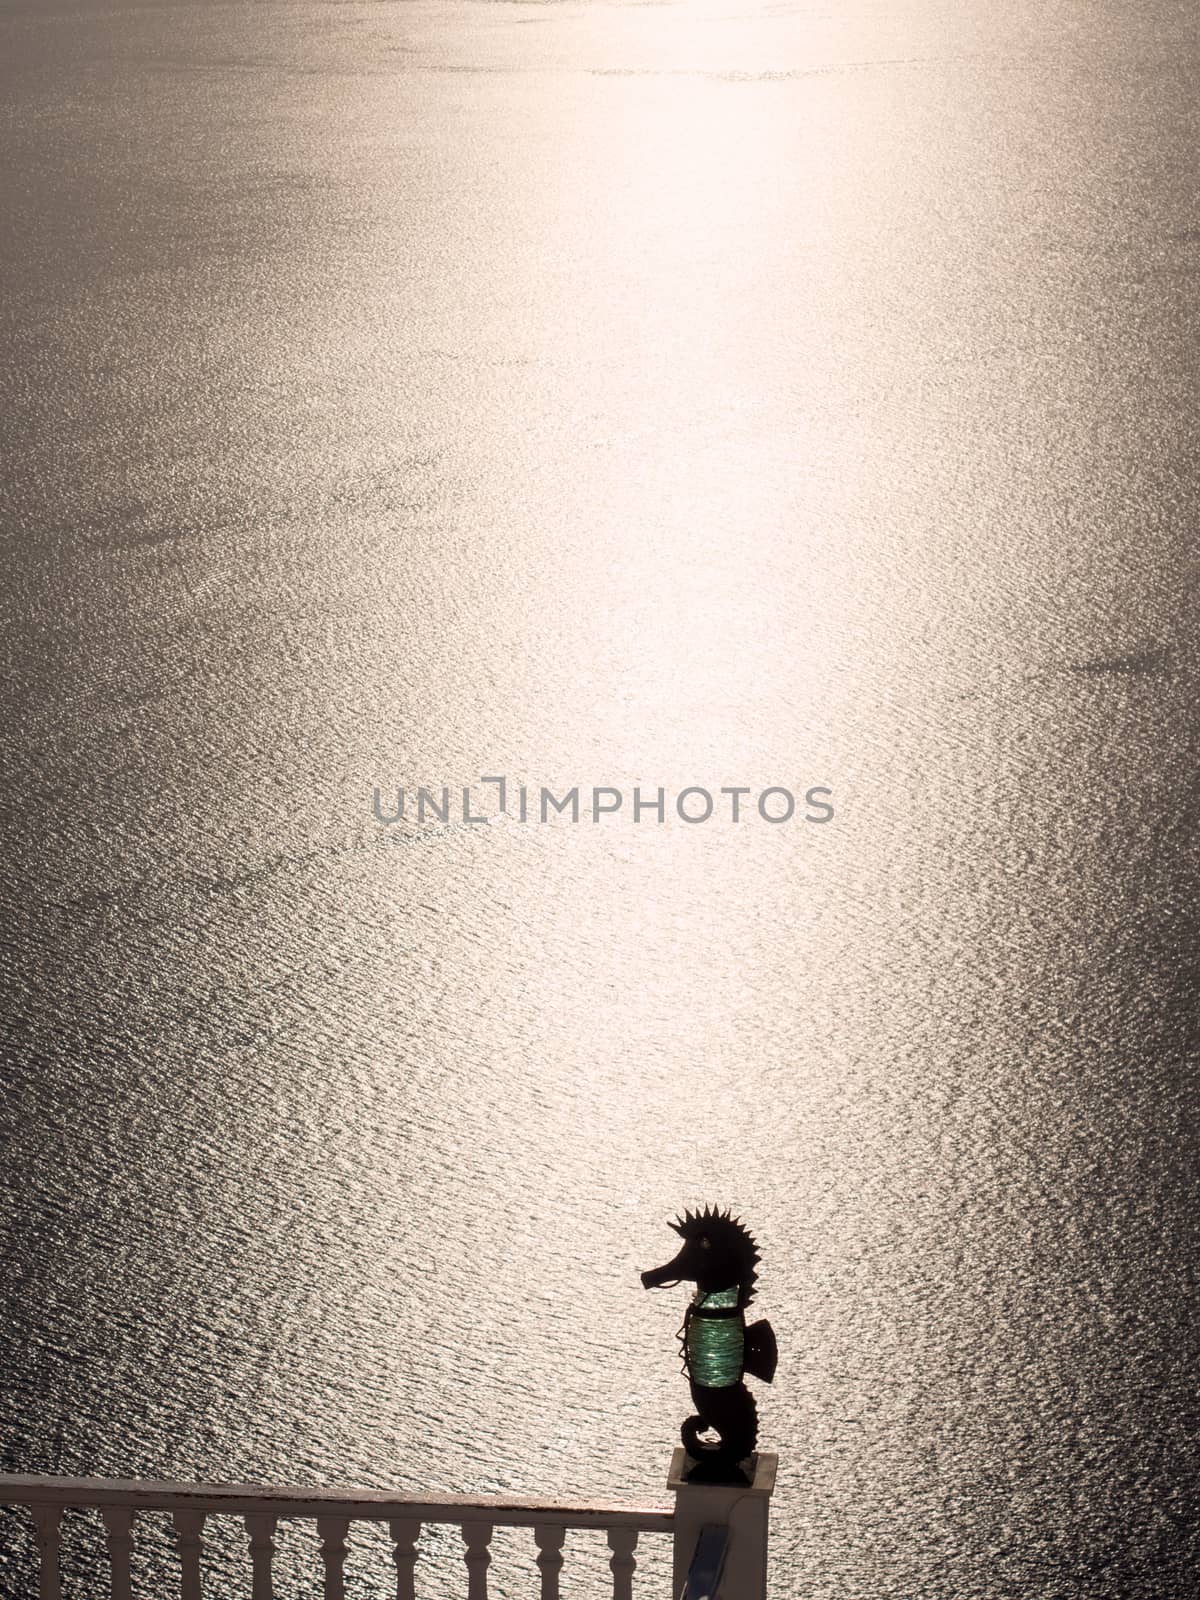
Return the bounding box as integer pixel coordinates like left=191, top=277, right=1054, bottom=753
left=0, top=1475, right=674, bottom=1531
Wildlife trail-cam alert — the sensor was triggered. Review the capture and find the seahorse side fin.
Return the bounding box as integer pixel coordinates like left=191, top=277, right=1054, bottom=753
left=743, top=1318, right=777, bottom=1384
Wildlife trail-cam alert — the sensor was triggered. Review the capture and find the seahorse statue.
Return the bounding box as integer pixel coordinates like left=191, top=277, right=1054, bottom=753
left=641, top=1206, right=777, bottom=1483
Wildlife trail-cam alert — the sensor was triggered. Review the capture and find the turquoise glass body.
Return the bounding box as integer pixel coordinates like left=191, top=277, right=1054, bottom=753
left=684, top=1286, right=744, bottom=1389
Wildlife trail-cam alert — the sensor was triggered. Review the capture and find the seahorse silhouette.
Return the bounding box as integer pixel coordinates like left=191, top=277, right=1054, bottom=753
left=641, top=1206, right=777, bottom=1482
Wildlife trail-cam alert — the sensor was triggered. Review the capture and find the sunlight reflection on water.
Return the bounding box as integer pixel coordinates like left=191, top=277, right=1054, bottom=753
left=2, top=0, right=1200, bottom=1596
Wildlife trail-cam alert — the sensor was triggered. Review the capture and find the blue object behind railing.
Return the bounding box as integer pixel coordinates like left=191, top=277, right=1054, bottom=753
left=680, top=1524, right=729, bottom=1600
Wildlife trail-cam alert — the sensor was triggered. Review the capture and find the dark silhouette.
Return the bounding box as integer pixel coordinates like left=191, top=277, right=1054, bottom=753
left=641, top=1206, right=777, bottom=1483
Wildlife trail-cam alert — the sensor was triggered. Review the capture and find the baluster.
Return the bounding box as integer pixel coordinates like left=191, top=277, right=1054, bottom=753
left=244, top=1513, right=277, bottom=1600
left=31, top=1505, right=62, bottom=1600
left=533, top=1523, right=565, bottom=1600
left=607, top=1527, right=638, bottom=1600
left=388, top=1517, right=421, bottom=1600
left=461, top=1521, right=493, bottom=1600
left=102, top=1506, right=136, bottom=1600
left=172, top=1510, right=206, bottom=1600
left=317, top=1515, right=350, bottom=1600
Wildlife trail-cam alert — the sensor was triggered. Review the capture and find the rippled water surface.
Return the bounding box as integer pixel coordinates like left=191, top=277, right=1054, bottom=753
left=2, top=0, right=1200, bottom=1595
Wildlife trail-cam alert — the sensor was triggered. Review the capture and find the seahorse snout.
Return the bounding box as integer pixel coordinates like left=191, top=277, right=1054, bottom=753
left=641, top=1256, right=683, bottom=1289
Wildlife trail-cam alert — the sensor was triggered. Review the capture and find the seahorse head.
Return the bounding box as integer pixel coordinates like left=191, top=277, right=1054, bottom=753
left=640, top=1206, right=761, bottom=1302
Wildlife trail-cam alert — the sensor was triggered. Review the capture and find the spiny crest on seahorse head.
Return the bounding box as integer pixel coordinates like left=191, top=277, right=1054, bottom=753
left=670, top=1204, right=761, bottom=1301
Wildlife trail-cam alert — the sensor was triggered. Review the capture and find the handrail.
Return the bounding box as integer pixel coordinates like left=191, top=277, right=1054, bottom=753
left=0, top=1473, right=673, bottom=1530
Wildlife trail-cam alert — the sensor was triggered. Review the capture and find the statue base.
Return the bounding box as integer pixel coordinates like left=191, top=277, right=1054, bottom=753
left=680, top=1450, right=756, bottom=1486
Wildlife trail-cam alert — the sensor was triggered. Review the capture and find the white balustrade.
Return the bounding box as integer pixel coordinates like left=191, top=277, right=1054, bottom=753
left=31, top=1504, right=61, bottom=1600
left=317, top=1514, right=350, bottom=1600
left=607, top=1526, right=639, bottom=1600
left=388, top=1515, right=420, bottom=1600
left=533, top=1520, right=565, bottom=1600
left=244, top=1511, right=276, bottom=1600
left=172, top=1510, right=205, bottom=1600
left=101, top=1505, right=135, bottom=1600
left=0, top=1450, right=776, bottom=1600
left=460, top=1519, right=492, bottom=1600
